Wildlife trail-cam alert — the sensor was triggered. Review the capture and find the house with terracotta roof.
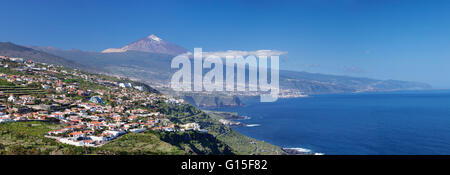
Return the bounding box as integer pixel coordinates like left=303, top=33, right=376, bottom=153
left=68, top=131, right=84, bottom=138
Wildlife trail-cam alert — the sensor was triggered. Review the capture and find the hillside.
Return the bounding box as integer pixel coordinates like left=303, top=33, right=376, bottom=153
left=0, top=42, right=97, bottom=72
left=28, top=46, right=174, bottom=83
left=0, top=57, right=283, bottom=155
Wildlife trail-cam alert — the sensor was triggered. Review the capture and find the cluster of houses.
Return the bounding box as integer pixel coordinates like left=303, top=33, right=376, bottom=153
left=0, top=56, right=206, bottom=147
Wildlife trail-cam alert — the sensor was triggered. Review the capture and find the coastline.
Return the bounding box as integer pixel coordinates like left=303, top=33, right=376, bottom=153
left=203, top=108, right=323, bottom=155
left=205, top=90, right=450, bottom=155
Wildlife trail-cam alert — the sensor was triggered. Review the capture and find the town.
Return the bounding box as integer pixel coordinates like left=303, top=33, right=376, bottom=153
left=0, top=55, right=206, bottom=147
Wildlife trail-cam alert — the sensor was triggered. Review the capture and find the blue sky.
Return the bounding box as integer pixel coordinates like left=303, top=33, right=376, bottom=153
left=1, top=0, right=450, bottom=88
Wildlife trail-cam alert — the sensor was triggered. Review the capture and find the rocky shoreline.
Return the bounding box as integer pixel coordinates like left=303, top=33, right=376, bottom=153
left=282, top=148, right=324, bottom=155
left=205, top=110, right=324, bottom=155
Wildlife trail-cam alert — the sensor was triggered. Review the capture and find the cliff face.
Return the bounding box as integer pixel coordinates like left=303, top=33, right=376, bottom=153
left=182, top=95, right=244, bottom=108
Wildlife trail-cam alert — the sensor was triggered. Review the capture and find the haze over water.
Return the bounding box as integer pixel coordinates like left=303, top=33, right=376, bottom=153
left=212, top=90, right=450, bottom=155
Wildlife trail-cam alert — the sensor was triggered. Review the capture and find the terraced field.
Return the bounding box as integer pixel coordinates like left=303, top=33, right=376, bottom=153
left=0, top=86, right=45, bottom=97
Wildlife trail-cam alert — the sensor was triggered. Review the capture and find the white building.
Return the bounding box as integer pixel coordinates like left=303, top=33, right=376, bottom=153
left=119, top=83, right=132, bottom=88
left=7, top=95, right=15, bottom=103
left=0, top=115, right=11, bottom=123
left=134, top=86, right=144, bottom=91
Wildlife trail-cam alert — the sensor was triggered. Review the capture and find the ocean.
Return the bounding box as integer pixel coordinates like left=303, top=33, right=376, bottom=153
left=209, top=90, right=450, bottom=155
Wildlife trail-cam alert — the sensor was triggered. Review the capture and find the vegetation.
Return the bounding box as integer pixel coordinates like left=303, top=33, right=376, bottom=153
left=0, top=86, right=45, bottom=96
left=63, top=78, right=108, bottom=91
left=100, top=132, right=184, bottom=155
left=155, top=130, right=233, bottom=155
left=167, top=111, right=284, bottom=155
left=0, top=121, right=238, bottom=155
left=0, top=121, right=82, bottom=155
left=0, top=67, right=25, bottom=76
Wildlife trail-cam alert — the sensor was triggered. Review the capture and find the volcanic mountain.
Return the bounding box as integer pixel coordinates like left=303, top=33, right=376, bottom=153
left=102, top=34, right=188, bottom=55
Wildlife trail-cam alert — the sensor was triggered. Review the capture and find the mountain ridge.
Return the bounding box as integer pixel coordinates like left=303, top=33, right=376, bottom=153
left=29, top=43, right=432, bottom=96
left=0, top=42, right=98, bottom=73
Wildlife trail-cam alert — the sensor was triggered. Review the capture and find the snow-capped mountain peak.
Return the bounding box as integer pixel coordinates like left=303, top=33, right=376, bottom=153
left=102, top=34, right=187, bottom=55
left=147, top=34, right=162, bottom=42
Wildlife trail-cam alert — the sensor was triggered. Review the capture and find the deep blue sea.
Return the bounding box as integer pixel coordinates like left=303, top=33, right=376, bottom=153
left=208, top=90, right=450, bottom=155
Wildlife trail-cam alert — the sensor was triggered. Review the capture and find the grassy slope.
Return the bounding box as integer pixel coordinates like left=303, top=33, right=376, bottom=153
left=0, top=122, right=183, bottom=155
left=0, top=121, right=77, bottom=155
left=175, top=112, right=284, bottom=155
left=156, top=131, right=233, bottom=155
left=101, top=132, right=184, bottom=155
